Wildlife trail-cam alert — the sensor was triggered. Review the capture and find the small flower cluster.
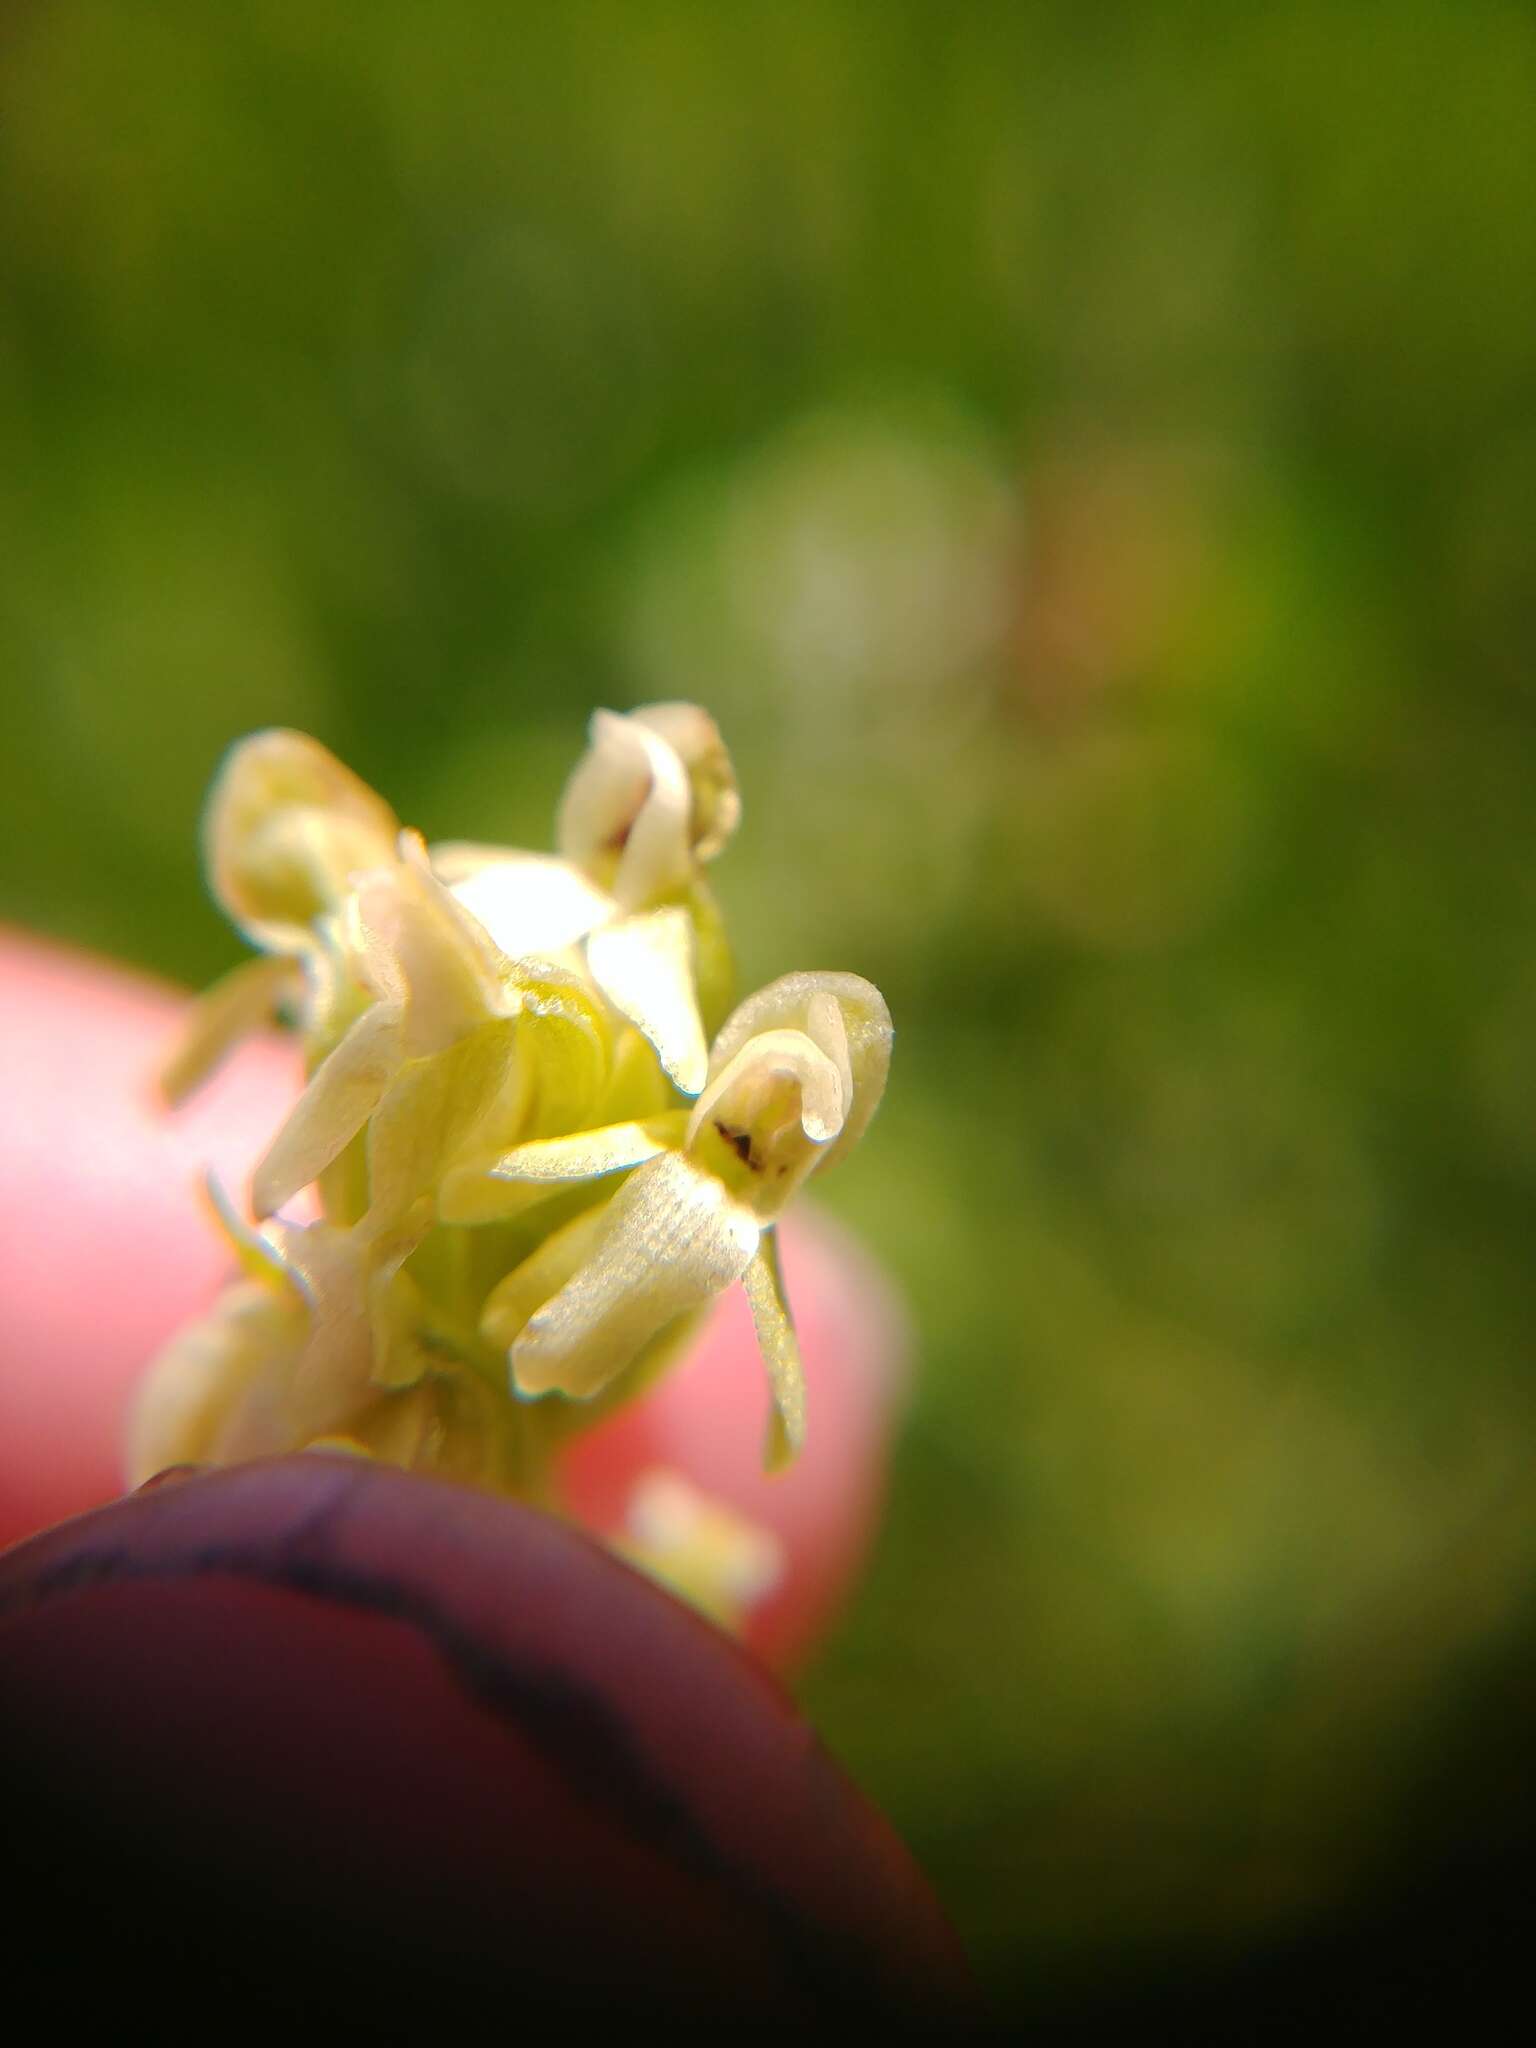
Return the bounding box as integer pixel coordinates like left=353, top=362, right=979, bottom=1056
left=134, top=706, right=892, bottom=1532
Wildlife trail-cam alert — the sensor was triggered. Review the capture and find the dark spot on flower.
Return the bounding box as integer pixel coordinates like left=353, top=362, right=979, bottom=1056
left=714, top=1121, right=757, bottom=1170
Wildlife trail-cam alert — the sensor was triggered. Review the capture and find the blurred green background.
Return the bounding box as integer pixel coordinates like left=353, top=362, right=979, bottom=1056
left=4, top=0, right=1535, bottom=2020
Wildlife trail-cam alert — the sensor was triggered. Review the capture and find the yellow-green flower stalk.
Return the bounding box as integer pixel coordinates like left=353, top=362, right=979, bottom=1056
left=134, top=705, right=892, bottom=1535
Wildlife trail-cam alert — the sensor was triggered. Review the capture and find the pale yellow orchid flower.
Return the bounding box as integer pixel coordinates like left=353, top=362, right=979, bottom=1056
left=138, top=706, right=892, bottom=1504
left=483, top=973, right=892, bottom=1468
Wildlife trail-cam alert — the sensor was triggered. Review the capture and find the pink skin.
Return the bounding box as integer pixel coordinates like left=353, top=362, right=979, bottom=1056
left=0, top=926, right=905, bottom=1665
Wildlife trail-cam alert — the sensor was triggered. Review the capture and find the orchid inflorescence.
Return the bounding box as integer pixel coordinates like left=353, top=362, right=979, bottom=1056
left=132, top=706, right=892, bottom=1566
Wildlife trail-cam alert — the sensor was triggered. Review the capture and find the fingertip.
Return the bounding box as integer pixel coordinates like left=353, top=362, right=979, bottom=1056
left=1, top=1458, right=975, bottom=2026
left=0, top=927, right=302, bottom=1545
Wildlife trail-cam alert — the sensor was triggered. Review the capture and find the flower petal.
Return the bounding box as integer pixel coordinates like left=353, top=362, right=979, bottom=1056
left=362, top=1019, right=526, bottom=1233
left=511, top=1152, right=759, bottom=1401
left=507, top=965, right=612, bottom=1136
left=706, top=972, right=893, bottom=1174
left=586, top=907, right=708, bottom=1094
left=261, top=1218, right=377, bottom=1411
left=688, top=1027, right=846, bottom=1151
left=630, top=703, right=741, bottom=861
left=558, top=709, right=697, bottom=909
left=593, top=1022, right=688, bottom=1123
left=437, top=847, right=616, bottom=961
left=252, top=1003, right=406, bottom=1219
left=479, top=1202, right=615, bottom=1357
left=611, top=721, right=697, bottom=908
left=126, top=1282, right=301, bottom=1483
left=160, top=954, right=300, bottom=1106
left=684, top=1027, right=847, bottom=1223
left=687, top=880, right=737, bottom=1039
left=439, top=1112, right=689, bottom=1226
left=741, top=1229, right=806, bottom=1471
left=804, top=989, right=854, bottom=1112
left=205, top=730, right=399, bottom=955
left=351, top=834, right=509, bottom=1053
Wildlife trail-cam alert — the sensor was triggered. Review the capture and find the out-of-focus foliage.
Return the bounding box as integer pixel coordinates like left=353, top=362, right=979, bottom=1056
left=4, top=0, right=1535, bottom=2016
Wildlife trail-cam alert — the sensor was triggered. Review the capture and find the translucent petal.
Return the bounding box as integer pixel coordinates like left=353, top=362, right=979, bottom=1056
left=587, top=907, right=708, bottom=1094
left=201, top=1173, right=296, bottom=1287
left=297, top=916, right=371, bottom=1060
left=741, top=1230, right=806, bottom=1471
left=439, top=848, right=616, bottom=961
left=345, top=1383, right=435, bottom=1468
left=558, top=710, right=660, bottom=870
left=203, top=1191, right=378, bottom=1428
left=480, top=1202, right=615, bottom=1356
left=173, top=1212, right=423, bottom=1448
left=706, top=971, right=893, bottom=1173
left=804, top=989, right=854, bottom=1112
left=558, top=709, right=695, bottom=909
left=439, top=1112, right=688, bottom=1226
left=205, top=729, right=398, bottom=955
left=687, top=880, right=737, bottom=1039
left=594, top=1022, right=688, bottom=1123
left=478, top=1112, right=690, bottom=1186
left=688, top=1026, right=846, bottom=1152
left=351, top=834, right=508, bottom=1053
left=127, top=1282, right=301, bottom=1483
left=362, top=1019, right=525, bottom=1232
left=630, top=703, right=742, bottom=861
left=346, top=1366, right=513, bottom=1487
left=160, top=954, right=300, bottom=1106
left=611, top=720, right=696, bottom=907
left=507, top=964, right=613, bottom=1136
left=339, top=888, right=404, bottom=1007
left=511, top=1152, right=760, bottom=1400
left=428, top=840, right=526, bottom=885
left=252, top=1003, right=405, bottom=1218
left=364, top=1256, right=442, bottom=1394
left=260, top=1218, right=383, bottom=1432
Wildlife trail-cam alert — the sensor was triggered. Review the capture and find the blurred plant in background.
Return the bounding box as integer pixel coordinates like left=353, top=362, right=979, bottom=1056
left=3, top=0, right=1535, bottom=2020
